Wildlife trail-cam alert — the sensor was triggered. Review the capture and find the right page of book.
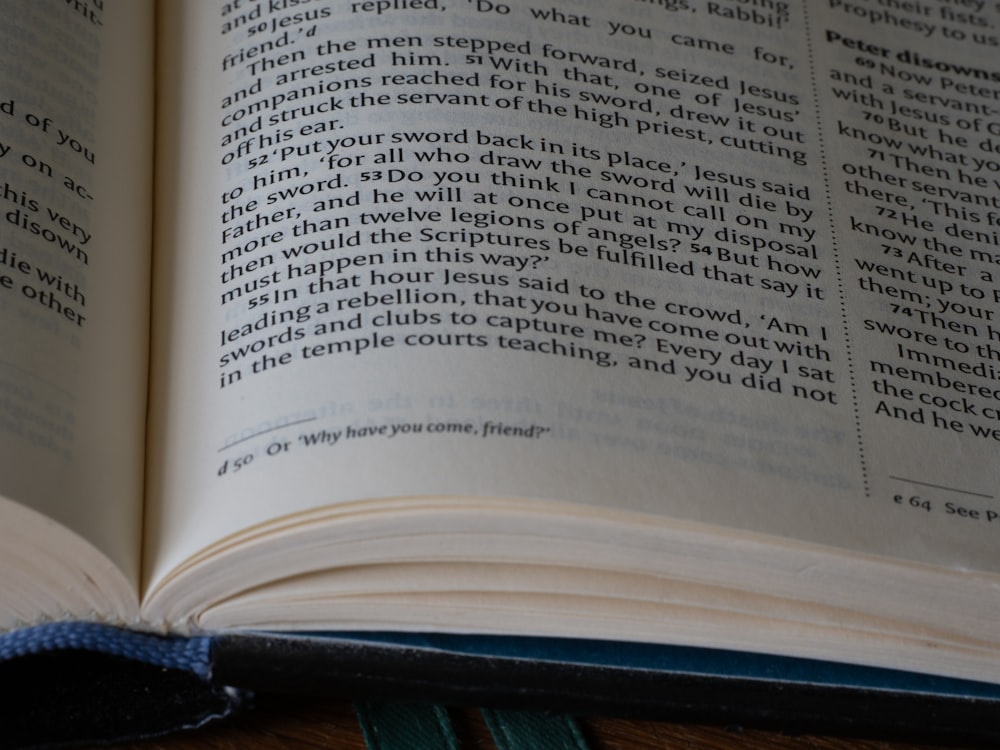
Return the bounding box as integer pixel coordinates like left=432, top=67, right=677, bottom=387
left=146, top=0, right=1000, bottom=589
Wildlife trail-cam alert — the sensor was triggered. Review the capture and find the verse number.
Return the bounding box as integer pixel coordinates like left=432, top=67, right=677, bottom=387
left=894, top=494, right=932, bottom=511
left=218, top=453, right=254, bottom=477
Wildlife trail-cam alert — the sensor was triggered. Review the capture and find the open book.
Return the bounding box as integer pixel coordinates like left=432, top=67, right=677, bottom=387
left=4, top=0, right=1000, bottom=714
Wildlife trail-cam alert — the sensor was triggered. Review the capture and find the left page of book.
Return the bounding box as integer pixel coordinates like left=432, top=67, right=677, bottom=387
left=0, top=0, right=154, bottom=627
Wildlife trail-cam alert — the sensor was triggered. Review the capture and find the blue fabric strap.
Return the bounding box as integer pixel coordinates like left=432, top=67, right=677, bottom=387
left=355, top=702, right=460, bottom=750
left=0, top=622, right=213, bottom=677
left=482, top=708, right=591, bottom=750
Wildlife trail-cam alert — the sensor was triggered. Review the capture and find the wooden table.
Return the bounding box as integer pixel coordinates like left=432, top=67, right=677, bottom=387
left=108, top=694, right=979, bottom=749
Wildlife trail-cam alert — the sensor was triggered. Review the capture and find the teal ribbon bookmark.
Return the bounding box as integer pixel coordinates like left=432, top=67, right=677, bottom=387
left=482, top=708, right=591, bottom=750
left=354, top=703, right=592, bottom=750
left=355, top=702, right=460, bottom=750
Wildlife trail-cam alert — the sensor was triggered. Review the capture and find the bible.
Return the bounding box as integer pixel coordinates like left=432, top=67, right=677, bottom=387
left=3, top=0, right=1000, bottom=743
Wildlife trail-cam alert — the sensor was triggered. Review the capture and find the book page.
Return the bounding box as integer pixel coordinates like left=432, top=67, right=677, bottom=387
left=146, top=0, right=1000, bottom=596
left=0, top=1, right=154, bottom=592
